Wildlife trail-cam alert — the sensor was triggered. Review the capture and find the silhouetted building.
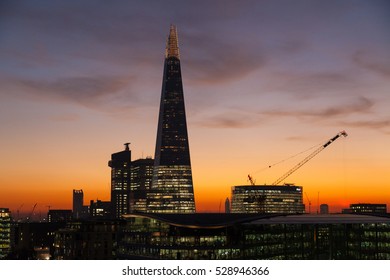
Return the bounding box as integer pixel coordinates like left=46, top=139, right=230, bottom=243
left=109, top=143, right=131, bottom=218
left=147, top=25, right=195, bottom=213
left=118, top=213, right=390, bottom=260
left=350, top=203, right=387, bottom=214
left=0, top=208, right=11, bottom=259
left=47, top=210, right=72, bottom=223
left=231, top=185, right=304, bottom=214
left=225, top=198, right=231, bottom=213
left=320, top=204, right=329, bottom=214
left=90, top=200, right=111, bottom=218
left=53, top=220, right=125, bottom=260
left=130, top=157, right=154, bottom=213
left=11, top=222, right=65, bottom=259
left=72, top=189, right=90, bottom=219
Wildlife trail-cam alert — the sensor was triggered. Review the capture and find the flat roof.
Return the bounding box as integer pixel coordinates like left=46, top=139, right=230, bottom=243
left=123, top=213, right=390, bottom=228
left=233, top=185, right=302, bottom=190
left=248, top=214, right=390, bottom=225
left=123, top=213, right=278, bottom=228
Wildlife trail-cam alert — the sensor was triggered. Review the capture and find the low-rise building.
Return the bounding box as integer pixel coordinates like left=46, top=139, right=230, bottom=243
left=118, top=213, right=390, bottom=260
left=350, top=203, right=387, bottom=214
left=231, top=185, right=305, bottom=214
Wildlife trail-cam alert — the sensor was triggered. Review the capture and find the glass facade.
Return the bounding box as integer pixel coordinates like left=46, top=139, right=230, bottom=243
left=231, top=185, right=305, bottom=214
left=147, top=25, right=195, bottom=213
left=118, top=213, right=390, bottom=260
left=130, top=158, right=154, bottom=213
left=148, top=166, right=195, bottom=213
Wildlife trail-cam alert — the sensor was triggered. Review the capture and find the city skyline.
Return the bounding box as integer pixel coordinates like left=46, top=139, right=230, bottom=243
left=1, top=0, right=390, bottom=216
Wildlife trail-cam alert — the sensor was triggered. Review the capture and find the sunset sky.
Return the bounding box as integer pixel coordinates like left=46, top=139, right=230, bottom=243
left=1, top=0, right=389, bottom=217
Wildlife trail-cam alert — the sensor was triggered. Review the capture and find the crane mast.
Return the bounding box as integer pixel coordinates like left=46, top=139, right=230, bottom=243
left=272, top=131, right=348, bottom=185
left=305, top=192, right=312, bottom=214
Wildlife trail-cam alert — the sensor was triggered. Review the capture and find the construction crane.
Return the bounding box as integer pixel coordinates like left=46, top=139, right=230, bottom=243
left=16, top=204, right=24, bottom=221
left=27, top=203, right=37, bottom=222
left=272, top=131, right=348, bottom=185
left=248, top=174, right=256, bottom=186
left=305, top=192, right=312, bottom=214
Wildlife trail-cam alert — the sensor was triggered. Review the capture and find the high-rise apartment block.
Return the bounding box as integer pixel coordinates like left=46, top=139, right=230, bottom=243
left=109, top=143, right=131, bottom=219
left=147, top=25, right=196, bottom=213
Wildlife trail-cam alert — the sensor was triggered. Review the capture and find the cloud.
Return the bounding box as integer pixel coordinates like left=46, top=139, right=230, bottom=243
left=261, top=96, right=374, bottom=119
left=339, top=119, right=390, bottom=134
left=263, top=71, right=362, bottom=99
left=185, top=34, right=266, bottom=85
left=353, top=50, right=390, bottom=78
left=49, top=113, right=81, bottom=122
left=194, top=110, right=263, bottom=129
left=194, top=95, right=379, bottom=130
left=2, top=74, right=138, bottom=112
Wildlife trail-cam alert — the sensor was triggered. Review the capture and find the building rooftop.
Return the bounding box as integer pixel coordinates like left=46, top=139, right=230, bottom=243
left=248, top=214, right=390, bottom=225
left=123, top=213, right=390, bottom=228
left=124, top=213, right=280, bottom=228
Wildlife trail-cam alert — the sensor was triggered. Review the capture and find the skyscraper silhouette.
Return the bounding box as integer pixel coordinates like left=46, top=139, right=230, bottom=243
left=147, top=25, right=196, bottom=213
left=72, top=189, right=84, bottom=219
left=109, top=143, right=131, bottom=218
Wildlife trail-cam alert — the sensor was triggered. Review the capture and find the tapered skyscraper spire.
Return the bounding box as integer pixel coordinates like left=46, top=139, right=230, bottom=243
left=147, top=25, right=195, bottom=213
left=165, top=25, right=180, bottom=59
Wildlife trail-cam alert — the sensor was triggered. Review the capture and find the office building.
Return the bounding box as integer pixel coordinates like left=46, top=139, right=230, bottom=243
left=72, top=189, right=90, bottom=220
left=73, top=189, right=83, bottom=218
left=53, top=220, right=125, bottom=260
left=350, top=203, right=387, bottom=214
left=47, top=210, right=73, bottom=223
left=109, top=143, right=131, bottom=218
left=130, top=157, right=154, bottom=213
left=231, top=185, right=305, bottom=214
left=118, top=213, right=390, bottom=260
left=147, top=25, right=195, bottom=213
left=0, top=208, right=11, bottom=259
left=320, top=204, right=329, bottom=214
left=11, top=222, right=65, bottom=260
left=90, top=200, right=111, bottom=218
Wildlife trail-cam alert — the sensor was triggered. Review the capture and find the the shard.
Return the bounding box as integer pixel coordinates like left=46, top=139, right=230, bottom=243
left=147, top=25, right=196, bottom=213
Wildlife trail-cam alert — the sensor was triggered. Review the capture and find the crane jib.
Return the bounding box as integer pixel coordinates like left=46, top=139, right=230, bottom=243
left=271, top=131, right=348, bottom=185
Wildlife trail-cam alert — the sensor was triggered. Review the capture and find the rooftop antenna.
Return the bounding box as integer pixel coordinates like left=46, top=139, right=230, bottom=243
left=317, top=192, right=320, bottom=214
left=305, top=192, right=311, bottom=214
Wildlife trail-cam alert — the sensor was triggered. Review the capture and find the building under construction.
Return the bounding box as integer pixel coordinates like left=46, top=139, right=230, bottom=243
left=232, top=131, right=347, bottom=214
left=231, top=185, right=305, bottom=214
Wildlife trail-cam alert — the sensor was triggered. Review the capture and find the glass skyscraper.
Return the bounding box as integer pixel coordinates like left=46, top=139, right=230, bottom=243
left=147, top=25, right=196, bottom=213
